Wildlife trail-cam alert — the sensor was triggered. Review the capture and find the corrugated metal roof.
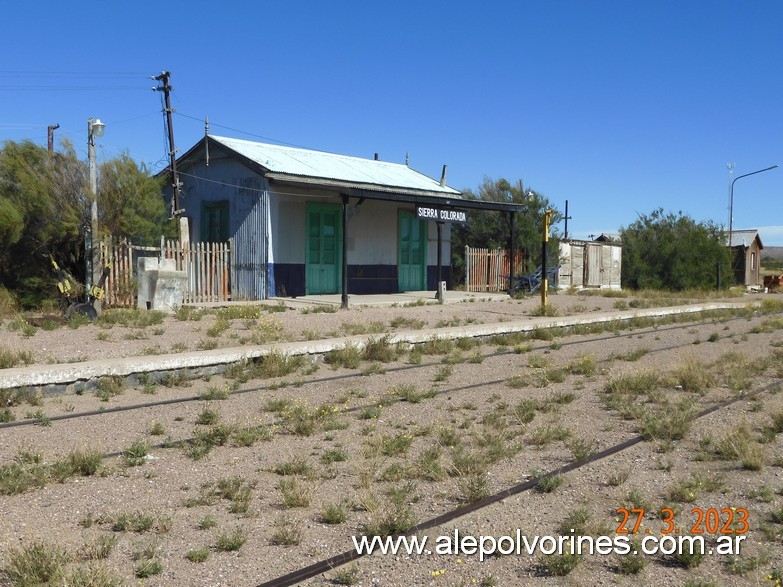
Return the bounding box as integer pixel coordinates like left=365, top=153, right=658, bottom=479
left=210, top=135, right=461, bottom=196
left=728, top=229, right=763, bottom=248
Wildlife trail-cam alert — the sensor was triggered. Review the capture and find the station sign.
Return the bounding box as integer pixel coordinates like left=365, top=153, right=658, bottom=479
left=416, top=206, right=468, bottom=224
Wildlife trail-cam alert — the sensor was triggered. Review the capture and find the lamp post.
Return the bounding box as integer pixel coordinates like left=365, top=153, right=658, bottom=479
left=728, top=164, right=778, bottom=275
left=87, top=118, right=105, bottom=293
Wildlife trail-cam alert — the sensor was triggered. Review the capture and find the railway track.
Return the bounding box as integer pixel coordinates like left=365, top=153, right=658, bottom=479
left=0, top=310, right=756, bottom=433
left=2, top=304, right=782, bottom=586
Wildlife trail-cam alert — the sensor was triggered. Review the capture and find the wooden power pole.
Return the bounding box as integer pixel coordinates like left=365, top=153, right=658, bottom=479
left=153, top=71, right=183, bottom=217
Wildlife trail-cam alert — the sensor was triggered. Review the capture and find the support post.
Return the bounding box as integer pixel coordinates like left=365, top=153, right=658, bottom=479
left=341, top=194, right=349, bottom=309
left=508, top=211, right=516, bottom=296
left=47, top=124, right=59, bottom=156
left=541, top=210, right=553, bottom=308
left=717, top=262, right=721, bottom=292
left=436, top=221, right=443, bottom=302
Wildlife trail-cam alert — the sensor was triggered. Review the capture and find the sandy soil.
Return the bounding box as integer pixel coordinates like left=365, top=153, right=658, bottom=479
left=1, top=291, right=782, bottom=587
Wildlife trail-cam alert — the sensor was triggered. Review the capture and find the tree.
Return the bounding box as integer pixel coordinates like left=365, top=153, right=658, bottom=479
left=98, top=154, right=171, bottom=246
left=451, top=177, right=562, bottom=286
left=0, top=140, right=173, bottom=307
left=0, top=140, right=86, bottom=306
left=620, top=208, right=729, bottom=291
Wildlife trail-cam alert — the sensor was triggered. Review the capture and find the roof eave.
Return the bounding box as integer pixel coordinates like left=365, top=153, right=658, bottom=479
left=265, top=172, right=461, bottom=198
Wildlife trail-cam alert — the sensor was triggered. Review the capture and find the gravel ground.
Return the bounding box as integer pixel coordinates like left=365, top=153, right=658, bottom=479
left=0, top=291, right=761, bottom=367
left=1, top=291, right=782, bottom=587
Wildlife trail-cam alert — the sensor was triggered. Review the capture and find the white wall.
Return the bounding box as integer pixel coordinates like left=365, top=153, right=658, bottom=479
left=270, top=193, right=452, bottom=266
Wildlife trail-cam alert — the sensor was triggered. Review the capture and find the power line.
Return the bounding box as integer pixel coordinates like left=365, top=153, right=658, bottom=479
left=173, top=111, right=314, bottom=150
left=0, top=86, right=147, bottom=91
left=0, top=70, right=147, bottom=77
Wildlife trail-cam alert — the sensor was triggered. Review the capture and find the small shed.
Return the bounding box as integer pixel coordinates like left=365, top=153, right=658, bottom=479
left=728, top=229, right=763, bottom=287
left=558, top=238, right=622, bottom=290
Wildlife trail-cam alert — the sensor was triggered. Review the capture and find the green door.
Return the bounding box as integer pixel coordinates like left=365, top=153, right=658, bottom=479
left=201, top=201, right=229, bottom=242
left=398, top=210, right=427, bottom=291
left=306, top=203, right=342, bottom=295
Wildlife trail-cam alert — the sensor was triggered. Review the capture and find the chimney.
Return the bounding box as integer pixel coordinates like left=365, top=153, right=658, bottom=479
left=440, top=164, right=447, bottom=187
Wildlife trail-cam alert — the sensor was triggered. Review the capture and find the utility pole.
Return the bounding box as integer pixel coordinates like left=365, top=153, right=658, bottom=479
left=563, top=200, right=572, bottom=240
left=153, top=71, right=183, bottom=217
left=47, top=124, right=60, bottom=155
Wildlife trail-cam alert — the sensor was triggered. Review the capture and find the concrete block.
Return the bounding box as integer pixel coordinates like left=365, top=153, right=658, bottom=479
left=150, top=269, right=187, bottom=312
left=159, top=258, right=176, bottom=271
left=137, top=257, right=159, bottom=309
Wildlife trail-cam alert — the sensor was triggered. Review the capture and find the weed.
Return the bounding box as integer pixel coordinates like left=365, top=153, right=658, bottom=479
left=68, top=448, right=103, bottom=476
left=215, top=526, right=247, bottom=551
left=325, top=344, right=362, bottom=369
left=279, top=477, right=314, bottom=508
left=389, top=316, right=425, bottom=329
left=330, top=565, right=360, bottom=585
left=389, top=383, right=437, bottom=403
left=300, top=304, right=338, bottom=314
left=321, top=448, right=349, bottom=465
left=434, top=364, right=453, bottom=382
left=667, top=472, right=723, bottom=503
left=535, top=473, right=564, bottom=493
left=421, top=337, right=454, bottom=355
left=717, top=424, right=765, bottom=470
left=274, top=457, right=313, bottom=477
left=95, top=376, right=124, bottom=402
left=362, top=336, right=401, bottom=362
left=232, top=425, right=275, bottom=446
left=269, top=516, right=302, bottom=545
left=358, top=405, right=381, bottom=420
left=529, top=425, right=571, bottom=447
left=617, top=537, right=646, bottom=574
left=185, top=548, right=210, bottom=563
left=557, top=508, right=591, bottom=536
left=639, top=401, right=695, bottom=441
left=569, top=437, right=598, bottom=461
left=512, top=399, right=538, bottom=424
left=122, top=438, right=149, bottom=467
left=0, top=346, right=34, bottom=368
left=607, top=468, right=631, bottom=487
left=541, top=551, right=581, bottom=575
left=109, top=511, right=155, bottom=533
left=320, top=502, right=348, bottom=524
left=4, top=540, right=69, bottom=585
left=362, top=363, right=387, bottom=376
left=669, top=357, right=715, bottom=394
left=198, top=515, right=218, bottom=530
left=670, top=537, right=705, bottom=568
left=26, top=409, right=51, bottom=427
left=65, top=563, right=123, bottom=586
left=196, top=405, right=221, bottom=425
left=363, top=485, right=417, bottom=536
left=568, top=355, right=597, bottom=376
left=196, top=338, right=219, bottom=350
left=135, top=559, right=164, bottom=578
left=366, top=432, right=414, bottom=458
left=160, top=370, right=191, bottom=388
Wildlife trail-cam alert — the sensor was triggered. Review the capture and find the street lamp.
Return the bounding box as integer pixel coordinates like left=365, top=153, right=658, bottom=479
left=727, top=164, right=778, bottom=283
left=87, top=118, right=105, bottom=293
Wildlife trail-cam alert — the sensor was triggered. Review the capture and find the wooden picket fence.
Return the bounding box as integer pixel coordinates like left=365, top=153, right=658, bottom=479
left=99, top=238, right=233, bottom=307
left=465, top=246, right=523, bottom=292
left=98, top=238, right=138, bottom=307
left=163, top=240, right=232, bottom=304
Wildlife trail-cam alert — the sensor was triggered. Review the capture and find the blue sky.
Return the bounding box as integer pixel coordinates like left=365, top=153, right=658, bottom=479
left=3, top=1, right=782, bottom=244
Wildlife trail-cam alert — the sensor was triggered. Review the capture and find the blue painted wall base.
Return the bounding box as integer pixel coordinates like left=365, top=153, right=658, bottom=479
left=267, top=264, right=451, bottom=297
